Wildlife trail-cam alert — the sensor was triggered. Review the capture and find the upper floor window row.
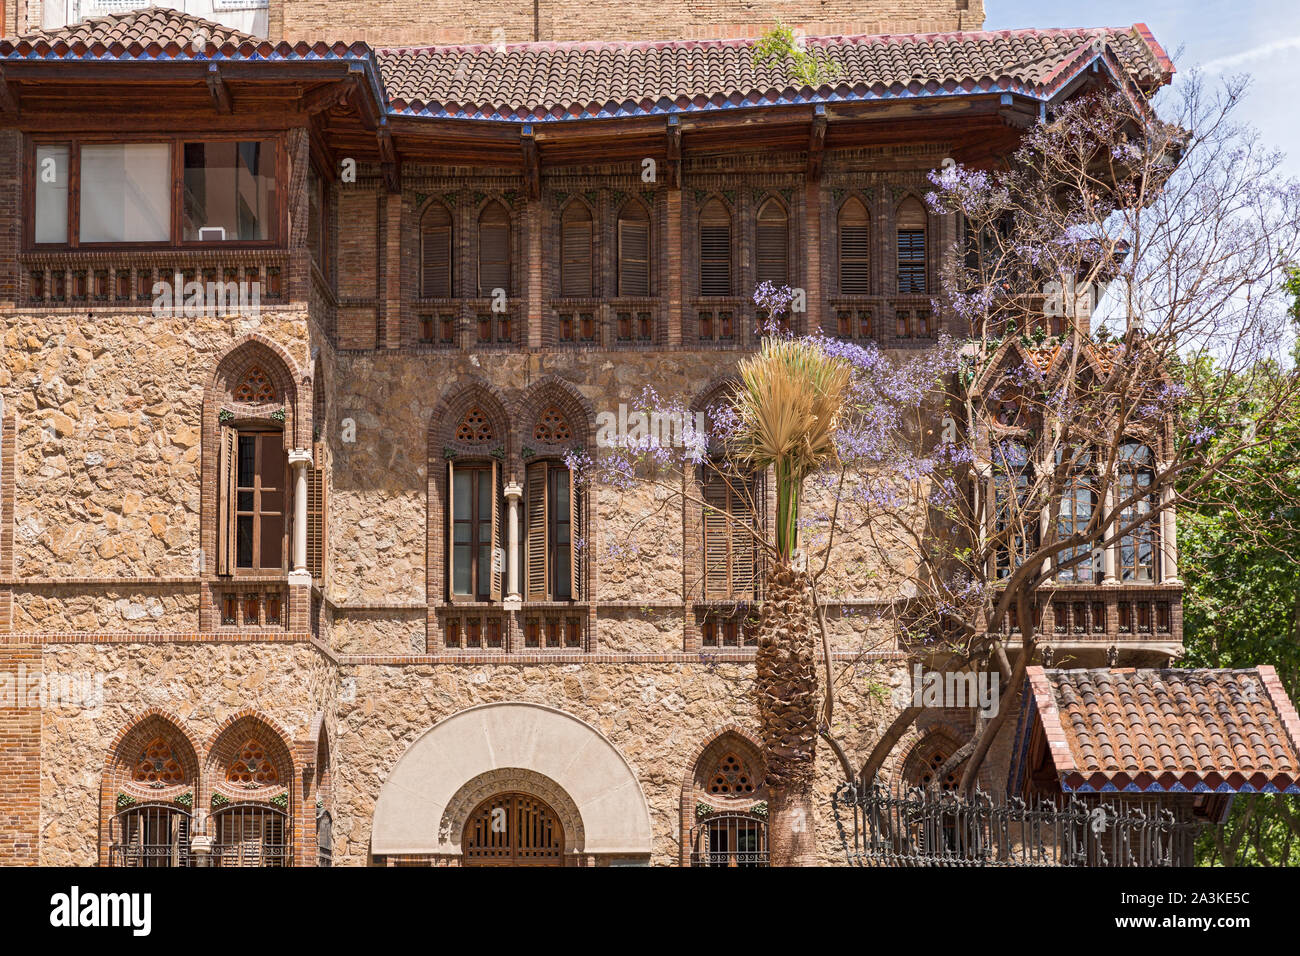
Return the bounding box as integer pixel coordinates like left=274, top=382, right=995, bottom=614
left=30, top=137, right=281, bottom=248
left=419, top=198, right=652, bottom=299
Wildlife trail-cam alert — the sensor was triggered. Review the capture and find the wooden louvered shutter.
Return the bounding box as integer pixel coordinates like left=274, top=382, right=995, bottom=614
left=702, top=472, right=730, bottom=598
left=478, top=202, right=510, bottom=297
left=618, top=210, right=650, bottom=296
left=217, top=426, right=237, bottom=575
left=561, top=205, right=593, bottom=297
left=699, top=200, right=731, bottom=297
left=838, top=199, right=870, bottom=295
left=306, top=447, right=326, bottom=580
left=897, top=198, right=927, bottom=294
left=490, top=459, right=502, bottom=601
left=568, top=466, right=582, bottom=600
left=421, top=204, right=452, bottom=297
left=732, top=476, right=756, bottom=598
left=446, top=458, right=455, bottom=598
left=526, top=462, right=548, bottom=600
left=755, top=200, right=788, bottom=286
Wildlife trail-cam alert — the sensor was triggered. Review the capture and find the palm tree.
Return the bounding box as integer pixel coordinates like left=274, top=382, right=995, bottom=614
left=731, top=337, right=850, bottom=866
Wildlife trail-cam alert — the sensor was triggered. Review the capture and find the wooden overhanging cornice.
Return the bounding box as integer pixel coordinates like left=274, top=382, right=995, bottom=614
left=0, top=52, right=1056, bottom=181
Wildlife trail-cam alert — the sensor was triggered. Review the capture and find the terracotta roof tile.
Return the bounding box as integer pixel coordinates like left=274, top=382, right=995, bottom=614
left=1028, top=666, right=1300, bottom=793
left=377, top=26, right=1169, bottom=119
left=3, top=9, right=1173, bottom=124
left=15, top=5, right=258, bottom=48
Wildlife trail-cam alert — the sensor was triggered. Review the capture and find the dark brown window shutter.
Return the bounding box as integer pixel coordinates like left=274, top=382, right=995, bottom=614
left=420, top=203, right=452, bottom=297
left=617, top=212, right=650, bottom=296
left=701, top=469, right=757, bottom=599
left=699, top=199, right=731, bottom=297
left=525, top=461, right=548, bottom=601
left=568, top=466, right=582, bottom=600
left=838, top=198, right=870, bottom=295
left=217, top=425, right=237, bottom=575
left=897, top=197, right=928, bottom=295
left=560, top=203, right=593, bottom=297
left=490, top=459, right=502, bottom=601
left=755, top=199, right=789, bottom=286
left=478, top=201, right=511, bottom=297
left=306, top=452, right=326, bottom=580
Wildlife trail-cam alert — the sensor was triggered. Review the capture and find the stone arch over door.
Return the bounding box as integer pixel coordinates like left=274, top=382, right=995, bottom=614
left=371, top=702, right=652, bottom=864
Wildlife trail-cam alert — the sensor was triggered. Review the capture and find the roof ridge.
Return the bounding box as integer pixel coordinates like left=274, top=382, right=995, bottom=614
left=376, top=24, right=1140, bottom=57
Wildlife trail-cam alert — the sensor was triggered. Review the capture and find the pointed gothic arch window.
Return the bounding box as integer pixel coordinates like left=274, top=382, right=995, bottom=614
left=838, top=197, right=870, bottom=294
left=420, top=201, right=453, bottom=297
left=233, top=365, right=277, bottom=404
left=478, top=201, right=511, bottom=297
left=533, top=405, right=573, bottom=444
left=132, top=737, right=186, bottom=786
left=617, top=200, right=651, bottom=296
left=560, top=201, right=594, bottom=297
left=897, top=197, right=928, bottom=294
left=755, top=198, right=789, bottom=286
left=454, top=406, right=495, bottom=445
left=699, top=199, right=732, bottom=297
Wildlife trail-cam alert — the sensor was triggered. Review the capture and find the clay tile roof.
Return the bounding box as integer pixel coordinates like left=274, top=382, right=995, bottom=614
left=14, top=5, right=258, bottom=48
left=1026, top=666, right=1300, bottom=794
left=2, top=9, right=1174, bottom=125
left=376, top=25, right=1172, bottom=120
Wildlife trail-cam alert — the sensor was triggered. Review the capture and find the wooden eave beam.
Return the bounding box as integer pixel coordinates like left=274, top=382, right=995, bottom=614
left=664, top=115, right=681, bottom=188
left=0, top=70, right=19, bottom=115
left=807, top=106, right=827, bottom=182
left=521, top=125, right=540, bottom=200
left=206, top=63, right=232, bottom=115
left=299, top=79, right=354, bottom=115
left=377, top=123, right=401, bottom=193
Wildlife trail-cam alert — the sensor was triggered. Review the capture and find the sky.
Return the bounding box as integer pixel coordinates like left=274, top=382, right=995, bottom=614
left=985, top=0, right=1300, bottom=178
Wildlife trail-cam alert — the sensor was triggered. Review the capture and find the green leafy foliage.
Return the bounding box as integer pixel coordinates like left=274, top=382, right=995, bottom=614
left=753, top=23, right=842, bottom=88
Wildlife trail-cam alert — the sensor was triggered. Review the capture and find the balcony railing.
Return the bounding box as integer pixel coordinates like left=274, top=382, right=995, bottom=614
left=833, top=784, right=1204, bottom=867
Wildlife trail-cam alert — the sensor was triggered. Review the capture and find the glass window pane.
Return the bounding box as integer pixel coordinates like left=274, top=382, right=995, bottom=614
left=258, top=436, right=284, bottom=488
left=80, top=144, right=171, bottom=243
left=452, top=544, right=471, bottom=594
left=183, top=140, right=276, bottom=241
left=259, top=514, right=283, bottom=569
left=477, top=470, right=492, bottom=519
left=453, top=472, right=471, bottom=520
left=35, top=145, right=69, bottom=244
left=237, top=515, right=254, bottom=568
left=237, top=436, right=256, bottom=488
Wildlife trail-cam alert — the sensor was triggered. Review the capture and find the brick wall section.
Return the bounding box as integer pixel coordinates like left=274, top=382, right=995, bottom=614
left=0, top=641, right=40, bottom=863
left=0, top=130, right=19, bottom=308
left=278, top=0, right=985, bottom=45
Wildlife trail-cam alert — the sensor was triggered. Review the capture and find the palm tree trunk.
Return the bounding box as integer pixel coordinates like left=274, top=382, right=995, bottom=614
left=755, top=563, right=820, bottom=866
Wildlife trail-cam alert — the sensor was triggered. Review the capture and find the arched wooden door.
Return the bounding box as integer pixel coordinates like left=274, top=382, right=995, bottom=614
left=462, top=791, right=565, bottom=866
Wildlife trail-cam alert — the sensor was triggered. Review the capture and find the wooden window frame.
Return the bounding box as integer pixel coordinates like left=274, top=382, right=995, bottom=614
left=755, top=198, right=790, bottom=288
left=700, top=466, right=760, bottom=600
left=25, top=133, right=286, bottom=251
left=222, top=427, right=289, bottom=577
left=559, top=201, right=594, bottom=298
left=525, top=460, right=581, bottom=602
left=698, top=200, right=732, bottom=298
left=477, top=201, right=512, bottom=298
left=419, top=201, right=454, bottom=298
left=617, top=203, right=652, bottom=297
left=447, top=459, right=501, bottom=603
left=837, top=198, right=870, bottom=295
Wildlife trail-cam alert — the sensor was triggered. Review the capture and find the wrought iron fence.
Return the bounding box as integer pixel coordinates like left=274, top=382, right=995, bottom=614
left=108, top=803, right=193, bottom=868
left=689, top=813, right=770, bottom=867
left=833, top=784, right=1204, bottom=867
left=212, top=803, right=291, bottom=867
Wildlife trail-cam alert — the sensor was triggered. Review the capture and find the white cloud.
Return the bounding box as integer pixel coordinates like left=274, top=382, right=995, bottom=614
left=1202, top=34, right=1300, bottom=73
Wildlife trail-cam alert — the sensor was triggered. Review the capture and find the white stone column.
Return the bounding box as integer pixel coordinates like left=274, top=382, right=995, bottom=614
left=288, top=448, right=313, bottom=586
left=1160, top=480, right=1180, bottom=583
left=1102, top=482, right=1118, bottom=585
left=504, top=480, right=523, bottom=609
